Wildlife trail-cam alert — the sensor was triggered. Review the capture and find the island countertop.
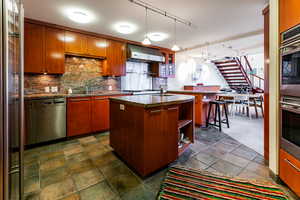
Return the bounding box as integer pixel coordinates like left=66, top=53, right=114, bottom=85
left=110, top=94, right=194, bottom=108
left=168, top=90, right=220, bottom=94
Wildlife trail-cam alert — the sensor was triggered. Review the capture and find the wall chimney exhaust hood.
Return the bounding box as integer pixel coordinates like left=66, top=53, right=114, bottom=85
left=127, top=44, right=165, bottom=63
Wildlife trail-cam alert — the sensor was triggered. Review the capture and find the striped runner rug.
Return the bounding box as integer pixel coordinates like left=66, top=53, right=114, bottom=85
left=157, top=167, right=289, bottom=200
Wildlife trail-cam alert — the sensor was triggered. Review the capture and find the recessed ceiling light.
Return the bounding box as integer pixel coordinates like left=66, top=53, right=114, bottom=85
left=67, top=9, right=94, bottom=24
left=147, top=32, right=168, bottom=42
left=114, top=22, right=137, bottom=34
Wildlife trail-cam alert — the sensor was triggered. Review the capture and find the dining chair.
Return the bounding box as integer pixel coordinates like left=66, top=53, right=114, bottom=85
left=247, top=95, right=264, bottom=118
left=231, top=94, right=251, bottom=119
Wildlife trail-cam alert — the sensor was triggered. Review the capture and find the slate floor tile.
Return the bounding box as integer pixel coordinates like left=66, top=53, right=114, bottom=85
left=92, top=151, right=118, bottom=168
left=194, top=152, right=218, bottom=165
left=59, top=193, right=80, bottom=200
left=100, top=160, right=132, bottom=179
left=72, top=168, right=104, bottom=190
left=121, top=185, right=156, bottom=200
left=237, top=169, right=271, bottom=182
left=40, top=178, right=76, bottom=200
left=63, top=145, right=84, bottom=157
left=221, top=153, right=250, bottom=168
left=24, top=163, right=39, bottom=178
left=39, top=151, right=64, bottom=163
left=40, top=157, right=66, bottom=173
left=231, top=145, right=258, bottom=161
left=183, top=157, right=209, bottom=170
left=244, top=161, right=270, bottom=178
left=210, top=159, right=243, bottom=177
left=40, top=167, right=70, bottom=189
left=78, top=136, right=97, bottom=145
left=66, top=159, right=95, bottom=175
left=65, top=152, right=89, bottom=163
left=107, top=173, right=142, bottom=195
left=24, top=192, right=40, bottom=200
left=80, top=181, right=119, bottom=200
left=143, top=169, right=168, bottom=192
left=24, top=175, right=40, bottom=195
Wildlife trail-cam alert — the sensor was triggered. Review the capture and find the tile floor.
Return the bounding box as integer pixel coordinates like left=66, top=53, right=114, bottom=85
left=24, top=128, right=297, bottom=200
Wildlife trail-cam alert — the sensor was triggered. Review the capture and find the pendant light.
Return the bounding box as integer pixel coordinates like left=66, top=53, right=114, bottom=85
left=171, top=19, right=180, bottom=51
left=142, top=7, right=151, bottom=45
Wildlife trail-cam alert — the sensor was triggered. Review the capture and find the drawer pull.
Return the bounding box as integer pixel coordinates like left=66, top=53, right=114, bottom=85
left=285, top=159, right=300, bottom=172
left=168, top=107, right=178, bottom=111
left=150, top=110, right=161, bottom=113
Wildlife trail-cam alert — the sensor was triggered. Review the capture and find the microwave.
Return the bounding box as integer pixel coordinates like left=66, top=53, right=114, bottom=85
left=281, top=24, right=300, bottom=97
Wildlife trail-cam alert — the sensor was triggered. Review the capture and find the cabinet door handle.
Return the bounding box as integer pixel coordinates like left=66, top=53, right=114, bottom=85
left=69, top=98, right=90, bottom=102
left=168, top=107, right=178, bottom=111
left=150, top=110, right=161, bottom=113
left=94, top=97, right=107, bottom=100
left=284, top=159, right=300, bottom=172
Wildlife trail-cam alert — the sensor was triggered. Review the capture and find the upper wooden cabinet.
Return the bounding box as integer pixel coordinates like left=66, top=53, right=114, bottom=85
left=87, top=36, right=107, bottom=57
left=65, top=31, right=88, bottom=55
left=102, top=40, right=126, bottom=76
left=24, top=22, right=45, bottom=73
left=280, top=0, right=300, bottom=33
left=45, top=27, right=65, bottom=74
left=24, top=22, right=65, bottom=74
left=65, top=31, right=107, bottom=58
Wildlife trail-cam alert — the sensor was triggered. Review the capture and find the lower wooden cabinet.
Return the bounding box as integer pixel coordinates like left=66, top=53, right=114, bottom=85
left=91, top=97, right=110, bottom=132
left=67, top=97, right=92, bottom=137
left=279, top=149, right=300, bottom=197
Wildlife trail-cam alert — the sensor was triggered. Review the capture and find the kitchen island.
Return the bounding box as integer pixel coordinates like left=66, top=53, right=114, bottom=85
left=109, top=94, right=195, bottom=176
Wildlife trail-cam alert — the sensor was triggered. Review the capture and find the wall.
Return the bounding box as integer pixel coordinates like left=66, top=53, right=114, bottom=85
left=168, top=52, right=229, bottom=90
left=269, top=0, right=280, bottom=175
left=24, top=56, right=121, bottom=94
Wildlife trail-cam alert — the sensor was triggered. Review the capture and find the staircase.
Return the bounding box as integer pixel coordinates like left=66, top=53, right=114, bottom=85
left=213, top=56, right=264, bottom=93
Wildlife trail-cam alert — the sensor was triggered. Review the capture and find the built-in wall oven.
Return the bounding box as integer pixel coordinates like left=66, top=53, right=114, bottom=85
left=281, top=24, right=300, bottom=97
left=280, top=96, right=300, bottom=161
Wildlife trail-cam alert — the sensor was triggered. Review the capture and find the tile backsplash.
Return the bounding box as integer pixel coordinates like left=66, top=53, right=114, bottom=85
left=24, top=56, right=121, bottom=94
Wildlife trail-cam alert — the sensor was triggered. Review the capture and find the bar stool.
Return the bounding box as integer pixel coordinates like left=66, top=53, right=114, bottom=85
left=206, top=100, right=230, bottom=132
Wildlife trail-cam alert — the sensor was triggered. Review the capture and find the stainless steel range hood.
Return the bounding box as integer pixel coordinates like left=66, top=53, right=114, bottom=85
left=127, top=44, right=165, bottom=63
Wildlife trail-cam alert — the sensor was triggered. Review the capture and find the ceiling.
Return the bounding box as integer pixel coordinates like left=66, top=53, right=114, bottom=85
left=24, top=0, right=268, bottom=50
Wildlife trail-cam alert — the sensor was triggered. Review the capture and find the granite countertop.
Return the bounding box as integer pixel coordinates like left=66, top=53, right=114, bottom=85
left=24, top=91, right=132, bottom=100
left=167, top=90, right=220, bottom=94
left=110, top=94, right=194, bottom=108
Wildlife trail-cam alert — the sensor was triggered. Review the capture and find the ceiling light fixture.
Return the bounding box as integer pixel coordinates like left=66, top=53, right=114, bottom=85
left=67, top=9, right=94, bottom=24
left=142, top=7, right=151, bottom=45
left=114, top=22, right=137, bottom=34
left=147, top=32, right=168, bottom=42
left=171, top=19, right=180, bottom=51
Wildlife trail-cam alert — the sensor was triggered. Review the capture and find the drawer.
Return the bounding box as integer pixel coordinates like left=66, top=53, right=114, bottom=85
left=279, top=149, right=300, bottom=197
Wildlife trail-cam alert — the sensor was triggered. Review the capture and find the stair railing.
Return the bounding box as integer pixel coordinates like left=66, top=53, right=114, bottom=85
left=238, top=56, right=264, bottom=91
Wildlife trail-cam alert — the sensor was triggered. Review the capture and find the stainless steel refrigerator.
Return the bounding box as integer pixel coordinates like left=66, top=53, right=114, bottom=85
left=1, top=0, right=24, bottom=199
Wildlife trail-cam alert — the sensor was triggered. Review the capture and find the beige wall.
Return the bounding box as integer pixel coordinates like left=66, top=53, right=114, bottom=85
left=269, top=0, right=280, bottom=175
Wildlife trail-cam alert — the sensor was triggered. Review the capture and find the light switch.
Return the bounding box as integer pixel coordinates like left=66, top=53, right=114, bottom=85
left=120, top=104, right=125, bottom=111
left=51, top=86, right=58, bottom=93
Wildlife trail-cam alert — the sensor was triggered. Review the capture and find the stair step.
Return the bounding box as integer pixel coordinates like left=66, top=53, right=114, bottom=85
left=219, top=68, right=241, bottom=71
left=223, top=75, right=245, bottom=78
left=221, top=71, right=243, bottom=74
left=214, top=60, right=236, bottom=65
left=216, top=64, right=239, bottom=68
left=226, top=79, right=247, bottom=81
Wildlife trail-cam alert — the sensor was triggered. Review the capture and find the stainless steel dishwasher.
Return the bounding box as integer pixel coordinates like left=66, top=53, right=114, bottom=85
left=25, top=98, right=66, bottom=145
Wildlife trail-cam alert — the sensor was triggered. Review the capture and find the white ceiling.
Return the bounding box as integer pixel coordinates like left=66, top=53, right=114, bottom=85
left=24, top=0, right=268, bottom=50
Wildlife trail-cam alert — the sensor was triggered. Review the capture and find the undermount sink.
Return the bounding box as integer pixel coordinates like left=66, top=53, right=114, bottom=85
left=152, top=94, right=174, bottom=97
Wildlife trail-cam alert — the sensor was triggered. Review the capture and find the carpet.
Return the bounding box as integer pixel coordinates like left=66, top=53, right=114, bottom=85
left=157, top=167, right=288, bottom=200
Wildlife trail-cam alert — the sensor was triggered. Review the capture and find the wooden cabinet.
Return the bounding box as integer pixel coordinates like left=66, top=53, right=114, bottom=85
left=280, top=0, right=300, bottom=33
left=65, top=31, right=88, bottom=55
left=67, top=97, right=92, bottom=137
left=45, top=27, right=65, bottom=74
left=279, top=149, right=300, bottom=196
left=65, top=31, right=107, bottom=58
left=150, top=51, right=175, bottom=78
left=91, top=97, right=109, bottom=132
left=102, top=40, right=126, bottom=76
left=87, top=36, right=107, bottom=57
left=24, top=22, right=65, bottom=74
left=24, top=22, right=45, bottom=73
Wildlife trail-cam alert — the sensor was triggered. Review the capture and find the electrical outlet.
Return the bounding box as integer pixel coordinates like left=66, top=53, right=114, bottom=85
left=45, top=86, right=50, bottom=93
left=51, top=86, right=58, bottom=93
left=120, top=104, right=125, bottom=111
